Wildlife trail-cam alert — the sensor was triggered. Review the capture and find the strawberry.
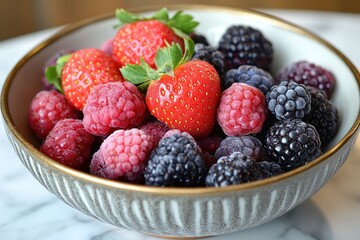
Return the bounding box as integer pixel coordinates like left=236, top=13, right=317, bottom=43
left=121, top=38, right=221, bottom=139
left=112, top=8, right=199, bottom=68
left=46, top=48, right=124, bottom=110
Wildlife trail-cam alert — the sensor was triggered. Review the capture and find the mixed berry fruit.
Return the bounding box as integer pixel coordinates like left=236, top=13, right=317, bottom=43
left=28, top=8, right=340, bottom=188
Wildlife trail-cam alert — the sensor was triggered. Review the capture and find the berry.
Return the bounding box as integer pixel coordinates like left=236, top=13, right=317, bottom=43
left=28, top=90, right=79, bottom=139
left=205, top=152, right=261, bottom=187
left=144, top=132, right=207, bottom=187
left=218, top=25, right=273, bottom=71
left=61, top=48, right=124, bottom=110
left=258, top=161, right=284, bottom=178
left=264, top=119, right=321, bottom=170
left=121, top=38, right=221, bottom=139
left=214, top=136, right=265, bottom=161
left=100, top=38, right=114, bottom=56
left=303, top=87, right=339, bottom=144
left=191, top=43, right=225, bottom=76
left=90, top=129, right=153, bottom=182
left=276, top=61, right=336, bottom=97
left=222, top=65, right=274, bottom=94
left=112, top=8, right=198, bottom=68
left=266, top=81, right=311, bottom=120
left=196, top=136, right=223, bottom=155
left=139, top=120, right=171, bottom=147
left=190, top=32, right=209, bottom=45
left=217, top=83, right=267, bottom=136
left=82, top=81, right=147, bottom=136
left=40, top=119, right=94, bottom=169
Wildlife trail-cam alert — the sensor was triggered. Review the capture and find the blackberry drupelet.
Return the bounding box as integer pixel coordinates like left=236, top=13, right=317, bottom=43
left=258, top=161, right=284, bottom=178
left=191, top=43, right=225, bottom=76
left=264, top=119, right=321, bottom=170
left=303, top=87, right=339, bottom=144
left=205, top=152, right=262, bottom=187
left=222, top=65, right=275, bottom=94
left=190, top=32, right=210, bottom=45
left=276, top=61, right=336, bottom=98
left=144, top=132, right=207, bottom=187
left=266, top=81, right=311, bottom=120
left=218, top=25, right=273, bottom=71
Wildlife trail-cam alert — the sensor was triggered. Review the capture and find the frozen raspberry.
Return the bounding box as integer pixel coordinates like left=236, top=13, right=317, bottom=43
left=214, top=136, right=265, bottom=161
left=83, top=81, right=148, bottom=136
left=222, top=65, right=274, bottom=94
left=276, top=61, right=336, bottom=97
left=217, top=83, right=267, bottom=136
left=218, top=25, right=273, bottom=71
left=139, top=120, right=170, bottom=147
left=144, top=132, right=207, bottom=187
left=28, top=90, right=79, bottom=139
left=266, top=81, right=311, bottom=120
left=90, top=129, right=153, bottom=182
left=40, top=119, right=94, bottom=169
left=264, top=119, right=321, bottom=170
left=191, top=43, right=225, bottom=76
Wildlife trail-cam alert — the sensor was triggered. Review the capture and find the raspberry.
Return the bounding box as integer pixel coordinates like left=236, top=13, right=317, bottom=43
left=139, top=120, right=170, bottom=147
left=303, top=87, right=339, bottom=144
left=83, top=81, right=148, bottom=136
left=266, top=81, right=311, bottom=120
left=196, top=136, right=223, bottom=155
left=190, top=32, right=209, bottom=45
left=218, top=25, right=273, bottom=71
left=222, top=65, right=274, bottom=94
left=217, top=83, right=267, bottom=136
left=144, top=132, right=207, bottom=187
left=191, top=43, right=225, bottom=76
left=214, top=136, right=265, bottom=161
left=40, top=119, right=94, bottom=169
left=90, top=129, right=153, bottom=182
left=264, top=119, right=321, bottom=170
left=276, top=61, right=336, bottom=97
left=205, top=152, right=262, bottom=187
left=28, top=90, right=79, bottom=139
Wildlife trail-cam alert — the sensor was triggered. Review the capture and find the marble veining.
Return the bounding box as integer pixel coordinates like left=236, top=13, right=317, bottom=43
left=1, top=9, right=360, bottom=240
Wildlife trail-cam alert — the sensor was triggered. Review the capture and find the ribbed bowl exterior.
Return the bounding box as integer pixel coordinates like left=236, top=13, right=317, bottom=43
left=5, top=125, right=358, bottom=237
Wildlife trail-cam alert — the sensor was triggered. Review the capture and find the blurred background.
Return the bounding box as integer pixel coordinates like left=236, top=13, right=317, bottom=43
left=1, top=0, right=360, bottom=41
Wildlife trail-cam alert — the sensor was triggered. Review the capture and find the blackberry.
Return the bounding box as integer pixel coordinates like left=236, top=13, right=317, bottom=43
left=264, top=119, right=321, bottom=170
left=144, top=132, right=206, bottom=187
left=266, top=81, right=311, bottom=120
left=192, top=43, right=225, bottom=76
left=215, top=136, right=265, bottom=161
left=205, top=152, right=262, bottom=187
left=303, top=87, right=339, bottom=144
left=276, top=61, right=336, bottom=97
left=190, top=32, right=209, bottom=45
left=218, top=25, right=273, bottom=71
left=258, top=161, right=284, bottom=178
left=222, top=65, right=275, bottom=94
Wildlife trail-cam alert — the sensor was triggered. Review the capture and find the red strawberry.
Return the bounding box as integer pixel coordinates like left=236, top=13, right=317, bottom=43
left=45, top=48, right=124, bottom=110
left=112, top=8, right=198, bottom=68
left=121, top=38, right=221, bottom=139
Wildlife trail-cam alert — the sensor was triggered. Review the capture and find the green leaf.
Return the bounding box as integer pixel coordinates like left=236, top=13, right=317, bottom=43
left=55, top=54, right=72, bottom=77
left=115, top=8, right=143, bottom=27
left=166, top=10, right=199, bottom=36
left=120, top=64, right=150, bottom=85
left=45, top=66, right=63, bottom=93
left=181, top=37, right=195, bottom=63
left=151, top=8, right=169, bottom=22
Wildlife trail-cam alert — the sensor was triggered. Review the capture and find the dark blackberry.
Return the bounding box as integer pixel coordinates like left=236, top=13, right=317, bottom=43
left=266, top=81, right=311, bottom=120
left=222, top=65, right=274, bottom=94
left=264, top=119, right=321, bottom=170
left=144, top=132, right=206, bottom=187
left=218, top=25, right=273, bottom=71
left=215, top=136, right=265, bottom=161
left=205, top=152, right=262, bottom=187
left=192, top=43, right=225, bottom=76
left=190, top=32, right=209, bottom=45
left=303, top=87, right=339, bottom=144
left=276, top=61, right=336, bottom=98
left=258, top=161, right=284, bottom=178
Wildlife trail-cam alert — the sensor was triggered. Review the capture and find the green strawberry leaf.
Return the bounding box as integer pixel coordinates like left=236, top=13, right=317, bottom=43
left=44, top=53, right=72, bottom=93
left=151, top=8, right=170, bottom=22
left=167, top=11, right=199, bottom=35
left=115, top=8, right=143, bottom=27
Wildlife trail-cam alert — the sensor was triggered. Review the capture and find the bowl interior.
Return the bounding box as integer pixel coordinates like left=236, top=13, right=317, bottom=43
left=2, top=6, right=360, bottom=182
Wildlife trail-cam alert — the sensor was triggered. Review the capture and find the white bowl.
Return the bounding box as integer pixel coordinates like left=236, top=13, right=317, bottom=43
left=1, top=5, right=360, bottom=238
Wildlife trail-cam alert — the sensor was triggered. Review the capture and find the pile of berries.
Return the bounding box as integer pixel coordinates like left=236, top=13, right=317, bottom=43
left=28, top=8, right=339, bottom=188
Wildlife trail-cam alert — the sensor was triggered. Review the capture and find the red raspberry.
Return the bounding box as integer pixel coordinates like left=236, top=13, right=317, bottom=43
left=83, top=81, right=148, bottom=136
left=28, top=90, right=78, bottom=139
left=139, top=120, right=170, bottom=148
left=217, top=83, right=267, bottom=136
left=40, top=119, right=94, bottom=169
left=90, top=129, right=153, bottom=182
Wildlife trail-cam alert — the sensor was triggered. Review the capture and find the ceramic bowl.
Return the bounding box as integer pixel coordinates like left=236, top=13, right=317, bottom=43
left=1, top=5, right=360, bottom=238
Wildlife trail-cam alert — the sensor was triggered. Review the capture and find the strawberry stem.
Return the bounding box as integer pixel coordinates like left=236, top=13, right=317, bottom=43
left=45, top=53, right=72, bottom=93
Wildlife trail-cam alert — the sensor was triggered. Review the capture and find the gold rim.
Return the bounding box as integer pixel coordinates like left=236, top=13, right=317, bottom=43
left=1, top=4, right=360, bottom=196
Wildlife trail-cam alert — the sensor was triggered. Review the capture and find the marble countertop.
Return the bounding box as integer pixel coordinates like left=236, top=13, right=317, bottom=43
left=1, top=9, right=360, bottom=240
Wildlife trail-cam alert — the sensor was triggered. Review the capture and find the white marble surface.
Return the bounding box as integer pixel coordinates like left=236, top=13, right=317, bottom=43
left=1, top=9, right=360, bottom=240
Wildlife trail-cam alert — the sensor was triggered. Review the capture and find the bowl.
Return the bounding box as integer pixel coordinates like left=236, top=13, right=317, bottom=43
left=1, top=5, right=360, bottom=238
